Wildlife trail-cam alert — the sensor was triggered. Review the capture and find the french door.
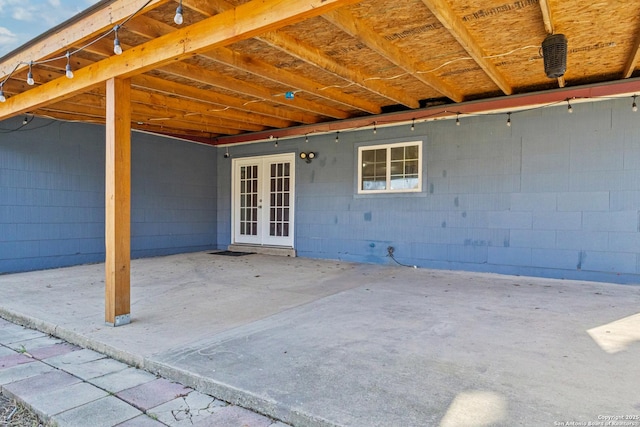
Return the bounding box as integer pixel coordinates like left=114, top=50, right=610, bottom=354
left=232, top=153, right=295, bottom=247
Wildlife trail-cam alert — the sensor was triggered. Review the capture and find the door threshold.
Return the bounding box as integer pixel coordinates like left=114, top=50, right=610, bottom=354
left=228, top=244, right=296, bottom=258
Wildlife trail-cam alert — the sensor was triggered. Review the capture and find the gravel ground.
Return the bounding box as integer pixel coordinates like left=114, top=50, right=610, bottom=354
left=0, top=394, right=42, bottom=427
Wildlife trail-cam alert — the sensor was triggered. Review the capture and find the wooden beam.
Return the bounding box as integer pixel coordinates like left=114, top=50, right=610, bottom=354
left=124, top=15, right=375, bottom=114
left=538, top=0, right=554, bottom=34
left=203, top=47, right=381, bottom=114
left=181, top=0, right=419, bottom=108
left=323, top=8, right=463, bottom=102
left=259, top=31, right=421, bottom=109
left=420, top=0, right=513, bottom=96
left=105, top=77, right=131, bottom=327
left=0, top=0, right=169, bottom=78
left=132, top=74, right=322, bottom=124
left=623, top=29, right=640, bottom=78
left=160, top=61, right=350, bottom=119
left=0, top=0, right=361, bottom=121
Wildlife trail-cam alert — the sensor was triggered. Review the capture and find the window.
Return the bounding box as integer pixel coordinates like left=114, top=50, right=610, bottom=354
left=358, top=141, right=422, bottom=193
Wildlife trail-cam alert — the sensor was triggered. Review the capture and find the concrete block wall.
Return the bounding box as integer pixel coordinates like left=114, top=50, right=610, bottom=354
left=0, top=117, right=217, bottom=273
left=218, top=98, right=640, bottom=283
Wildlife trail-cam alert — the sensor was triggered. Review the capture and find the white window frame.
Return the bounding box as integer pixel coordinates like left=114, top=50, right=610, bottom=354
left=357, top=140, right=423, bottom=194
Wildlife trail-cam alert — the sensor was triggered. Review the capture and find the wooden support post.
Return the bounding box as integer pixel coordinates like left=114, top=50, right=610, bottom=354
left=105, top=77, right=131, bottom=327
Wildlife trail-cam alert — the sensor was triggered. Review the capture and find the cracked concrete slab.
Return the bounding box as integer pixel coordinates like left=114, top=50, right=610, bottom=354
left=0, top=252, right=638, bottom=426
left=148, top=390, right=226, bottom=426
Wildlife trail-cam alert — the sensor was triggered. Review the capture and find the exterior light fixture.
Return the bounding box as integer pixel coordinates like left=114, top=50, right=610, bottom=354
left=456, top=114, right=460, bottom=126
left=633, top=95, right=638, bottom=112
left=299, top=151, right=316, bottom=163
left=506, top=113, right=512, bottom=127
left=567, top=99, right=573, bottom=113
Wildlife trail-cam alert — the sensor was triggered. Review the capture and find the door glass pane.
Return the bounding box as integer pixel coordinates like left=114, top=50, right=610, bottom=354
left=239, top=165, right=258, bottom=236
left=269, top=161, right=291, bottom=237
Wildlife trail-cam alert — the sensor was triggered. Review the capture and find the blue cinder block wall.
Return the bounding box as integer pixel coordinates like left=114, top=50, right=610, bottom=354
left=0, top=117, right=217, bottom=273
left=218, top=98, right=640, bottom=284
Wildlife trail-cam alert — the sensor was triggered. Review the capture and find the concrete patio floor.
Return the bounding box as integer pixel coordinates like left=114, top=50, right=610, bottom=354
left=0, top=251, right=639, bottom=426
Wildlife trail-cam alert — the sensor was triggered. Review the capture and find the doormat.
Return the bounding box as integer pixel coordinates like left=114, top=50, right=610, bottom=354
left=209, top=250, right=255, bottom=256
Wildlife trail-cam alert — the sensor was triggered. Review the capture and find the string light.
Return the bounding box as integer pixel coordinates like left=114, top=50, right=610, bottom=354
left=174, top=0, right=184, bottom=25
left=633, top=95, right=638, bottom=112
left=506, top=113, right=512, bottom=127
left=274, top=137, right=278, bottom=147
left=113, top=25, right=123, bottom=55
left=65, top=52, right=74, bottom=79
left=373, top=121, right=377, bottom=134
left=26, top=62, right=35, bottom=85
left=305, top=134, right=309, bottom=143
left=0, top=84, right=5, bottom=102
left=566, top=99, right=573, bottom=113
left=455, top=114, right=460, bottom=126
left=411, top=118, right=415, bottom=131
left=335, top=131, right=339, bottom=143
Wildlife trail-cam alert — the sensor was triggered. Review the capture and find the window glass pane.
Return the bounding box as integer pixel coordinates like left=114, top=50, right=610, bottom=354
left=363, top=177, right=387, bottom=191
left=390, top=160, right=404, bottom=175
left=405, top=160, right=418, bottom=174
left=405, top=145, right=419, bottom=159
left=391, top=146, right=404, bottom=160
left=374, top=148, right=386, bottom=162
left=362, top=149, right=375, bottom=163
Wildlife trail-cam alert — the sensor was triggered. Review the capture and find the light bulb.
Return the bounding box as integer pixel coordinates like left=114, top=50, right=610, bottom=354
left=27, top=63, right=34, bottom=85
left=411, top=119, right=415, bottom=131
left=633, top=96, right=638, bottom=112
left=114, top=39, right=123, bottom=55
left=65, top=52, right=73, bottom=79
left=174, top=5, right=184, bottom=25
left=567, top=102, right=573, bottom=113
left=335, top=132, right=339, bottom=143
left=506, top=114, right=512, bottom=127
left=373, top=122, right=377, bottom=134
left=0, top=87, right=5, bottom=103
left=456, top=115, right=460, bottom=126
left=113, top=26, right=123, bottom=55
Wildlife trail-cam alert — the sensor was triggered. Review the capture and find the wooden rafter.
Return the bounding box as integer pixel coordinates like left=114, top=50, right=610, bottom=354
left=125, top=15, right=380, bottom=114
left=0, top=0, right=170, bottom=78
left=259, top=31, right=420, bottom=109
left=181, top=0, right=419, bottom=109
left=323, top=8, right=464, bottom=102
left=203, top=47, right=381, bottom=114
left=0, top=0, right=362, bottom=122
left=623, top=30, right=640, bottom=78
left=159, top=61, right=350, bottom=119
left=132, top=75, right=322, bottom=125
left=420, top=0, right=512, bottom=96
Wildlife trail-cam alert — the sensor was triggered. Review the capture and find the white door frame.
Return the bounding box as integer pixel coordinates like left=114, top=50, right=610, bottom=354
left=231, top=153, right=295, bottom=247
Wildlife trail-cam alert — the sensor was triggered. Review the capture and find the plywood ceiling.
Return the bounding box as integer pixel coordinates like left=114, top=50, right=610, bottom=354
left=0, top=0, right=639, bottom=145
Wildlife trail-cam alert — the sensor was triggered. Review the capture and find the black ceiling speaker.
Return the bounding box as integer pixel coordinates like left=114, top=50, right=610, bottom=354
left=542, top=34, right=567, bottom=78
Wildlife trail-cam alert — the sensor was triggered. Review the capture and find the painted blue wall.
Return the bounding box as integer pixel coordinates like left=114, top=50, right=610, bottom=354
left=218, top=98, right=640, bottom=284
left=0, top=117, right=217, bottom=273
